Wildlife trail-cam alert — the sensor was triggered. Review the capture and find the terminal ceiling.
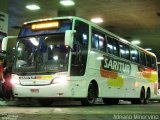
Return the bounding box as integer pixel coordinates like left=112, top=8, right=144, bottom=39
left=4, top=0, right=160, bottom=59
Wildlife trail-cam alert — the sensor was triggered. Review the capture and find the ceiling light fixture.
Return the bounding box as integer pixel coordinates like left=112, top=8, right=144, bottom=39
left=60, top=0, right=75, bottom=6
left=26, top=4, right=40, bottom=10
left=91, top=17, right=103, bottom=24
left=131, top=40, right=141, bottom=45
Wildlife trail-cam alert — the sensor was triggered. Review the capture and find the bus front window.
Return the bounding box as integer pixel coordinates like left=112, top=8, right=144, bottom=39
left=13, top=34, right=69, bottom=75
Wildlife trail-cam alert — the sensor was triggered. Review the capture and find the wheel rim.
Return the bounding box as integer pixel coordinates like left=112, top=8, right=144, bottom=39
left=87, top=85, right=95, bottom=103
left=140, top=89, right=145, bottom=103
left=145, top=90, right=150, bottom=104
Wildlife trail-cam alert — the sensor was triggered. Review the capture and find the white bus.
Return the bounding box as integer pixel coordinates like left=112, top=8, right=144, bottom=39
left=10, top=16, right=158, bottom=106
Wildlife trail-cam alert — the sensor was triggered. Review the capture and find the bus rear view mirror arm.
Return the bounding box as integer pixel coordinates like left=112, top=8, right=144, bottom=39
left=65, top=30, right=76, bottom=49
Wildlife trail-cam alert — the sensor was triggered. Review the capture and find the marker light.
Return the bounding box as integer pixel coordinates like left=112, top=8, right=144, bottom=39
left=60, top=0, right=75, bottom=6
left=26, top=4, right=40, bottom=10
left=131, top=40, right=141, bottom=45
left=91, top=17, right=103, bottom=23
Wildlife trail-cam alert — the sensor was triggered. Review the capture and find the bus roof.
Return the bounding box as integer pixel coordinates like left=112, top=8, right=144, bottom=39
left=23, top=16, right=156, bottom=58
left=23, top=16, right=75, bottom=25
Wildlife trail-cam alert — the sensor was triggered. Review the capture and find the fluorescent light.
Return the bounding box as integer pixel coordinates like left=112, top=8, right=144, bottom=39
left=91, top=17, right=103, bottom=23
left=145, top=48, right=152, bottom=51
left=26, top=4, right=40, bottom=10
left=60, top=0, right=75, bottom=6
left=131, top=40, right=140, bottom=45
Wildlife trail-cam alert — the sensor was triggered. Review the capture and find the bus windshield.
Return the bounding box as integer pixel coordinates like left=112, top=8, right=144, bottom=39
left=13, top=34, right=69, bottom=75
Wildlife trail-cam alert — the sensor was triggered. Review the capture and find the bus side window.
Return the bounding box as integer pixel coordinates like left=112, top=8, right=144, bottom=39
left=151, top=56, right=156, bottom=69
left=107, top=36, right=119, bottom=56
left=71, top=20, right=89, bottom=76
left=92, top=29, right=105, bottom=52
left=92, top=34, right=99, bottom=49
left=74, top=21, right=89, bottom=47
left=130, top=47, right=139, bottom=63
left=139, top=51, right=146, bottom=66
left=119, top=42, right=130, bottom=60
left=146, top=54, right=152, bottom=68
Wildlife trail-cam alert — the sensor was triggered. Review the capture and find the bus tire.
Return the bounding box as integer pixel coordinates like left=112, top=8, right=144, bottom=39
left=103, top=98, right=119, bottom=105
left=38, top=99, right=53, bottom=107
left=144, top=88, right=150, bottom=104
left=81, top=83, right=96, bottom=106
left=131, top=88, right=145, bottom=104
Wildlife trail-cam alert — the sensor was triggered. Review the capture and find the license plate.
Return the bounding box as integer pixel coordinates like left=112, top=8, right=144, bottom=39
left=30, top=89, right=39, bottom=93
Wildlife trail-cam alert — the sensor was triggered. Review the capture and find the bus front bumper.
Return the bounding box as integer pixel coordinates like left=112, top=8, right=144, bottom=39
left=12, top=81, right=85, bottom=98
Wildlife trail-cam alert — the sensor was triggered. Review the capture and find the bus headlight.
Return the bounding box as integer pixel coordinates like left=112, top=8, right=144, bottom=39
left=52, top=76, right=70, bottom=84
left=11, top=78, right=20, bottom=85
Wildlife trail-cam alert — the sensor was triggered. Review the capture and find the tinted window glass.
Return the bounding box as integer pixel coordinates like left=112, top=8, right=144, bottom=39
left=146, top=54, right=152, bottom=67
left=151, top=56, right=156, bottom=69
left=119, top=43, right=130, bottom=60
left=75, top=21, right=89, bottom=47
left=92, top=29, right=105, bottom=52
left=107, top=37, right=119, bottom=56
left=131, top=48, right=139, bottom=63
left=139, top=51, right=146, bottom=66
left=71, top=20, right=89, bottom=76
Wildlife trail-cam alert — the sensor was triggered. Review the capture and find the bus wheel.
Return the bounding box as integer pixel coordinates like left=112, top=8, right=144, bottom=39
left=103, top=98, right=119, bottom=105
left=131, top=88, right=145, bottom=104
left=38, top=99, right=53, bottom=107
left=81, top=84, right=96, bottom=106
left=144, top=88, right=150, bottom=104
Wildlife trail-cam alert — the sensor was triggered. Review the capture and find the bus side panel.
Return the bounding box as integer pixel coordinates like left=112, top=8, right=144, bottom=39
left=86, top=50, right=155, bottom=99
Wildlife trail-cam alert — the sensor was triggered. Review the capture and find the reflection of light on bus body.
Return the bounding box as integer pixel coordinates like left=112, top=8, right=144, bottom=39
left=53, top=55, right=58, bottom=61
left=49, top=45, right=53, bottom=50
left=52, top=76, right=70, bottom=84
left=18, top=47, right=22, bottom=51
left=30, top=38, right=39, bottom=46
left=99, top=41, right=103, bottom=47
left=96, top=56, right=104, bottom=60
left=107, top=44, right=112, bottom=50
left=11, top=74, right=20, bottom=85
left=82, top=34, right=87, bottom=40
left=134, top=82, right=140, bottom=87
left=131, top=49, right=138, bottom=54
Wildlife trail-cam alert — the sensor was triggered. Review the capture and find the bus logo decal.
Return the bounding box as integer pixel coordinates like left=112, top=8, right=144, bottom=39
left=101, top=55, right=131, bottom=75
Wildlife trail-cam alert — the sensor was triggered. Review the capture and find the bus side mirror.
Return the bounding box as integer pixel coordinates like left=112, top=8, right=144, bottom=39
left=1, top=36, right=17, bottom=51
left=65, top=30, right=76, bottom=49
left=2, top=37, right=8, bottom=52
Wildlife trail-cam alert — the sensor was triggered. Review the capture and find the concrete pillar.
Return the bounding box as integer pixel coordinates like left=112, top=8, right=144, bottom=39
left=0, top=0, right=8, bottom=13
left=0, top=0, right=8, bottom=34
